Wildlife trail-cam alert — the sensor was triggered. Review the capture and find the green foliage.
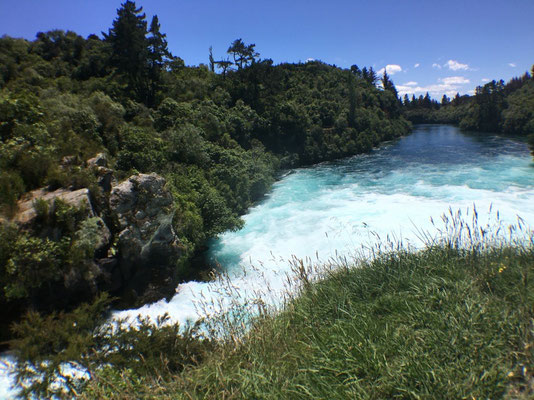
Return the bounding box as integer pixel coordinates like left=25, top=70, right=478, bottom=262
left=70, top=217, right=109, bottom=262
left=10, top=293, right=113, bottom=399
left=103, top=1, right=173, bottom=105
left=0, top=199, right=96, bottom=304
left=404, top=68, right=534, bottom=155
left=116, top=125, right=165, bottom=172
left=3, top=233, right=68, bottom=300
left=0, top=170, right=25, bottom=216
left=502, top=80, right=534, bottom=135
left=163, top=124, right=210, bottom=166
left=0, top=91, right=43, bottom=140
left=0, top=14, right=412, bottom=381
left=10, top=293, right=213, bottom=400
left=79, top=219, right=534, bottom=399
left=227, top=38, right=259, bottom=70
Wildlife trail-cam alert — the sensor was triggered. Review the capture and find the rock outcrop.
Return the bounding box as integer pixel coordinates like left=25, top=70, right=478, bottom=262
left=15, top=187, right=95, bottom=225
left=87, top=152, right=114, bottom=193
left=109, top=173, right=182, bottom=298
left=9, top=159, right=183, bottom=306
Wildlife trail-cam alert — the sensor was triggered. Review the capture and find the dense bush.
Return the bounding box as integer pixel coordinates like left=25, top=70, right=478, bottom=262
left=10, top=293, right=213, bottom=400
left=0, top=2, right=410, bottom=363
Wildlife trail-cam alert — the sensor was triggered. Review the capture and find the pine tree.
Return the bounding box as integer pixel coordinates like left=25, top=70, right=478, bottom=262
left=350, top=64, right=362, bottom=78
left=227, top=39, right=259, bottom=69
left=147, top=15, right=170, bottom=106
left=367, top=67, right=378, bottom=86
left=104, top=1, right=149, bottom=102
left=423, top=92, right=432, bottom=108
left=381, top=70, right=398, bottom=98
left=148, top=15, right=169, bottom=72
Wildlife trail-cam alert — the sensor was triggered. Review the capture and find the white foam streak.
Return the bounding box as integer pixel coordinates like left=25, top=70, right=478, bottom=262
left=2, top=126, right=534, bottom=398
left=113, top=129, right=534, bottom=329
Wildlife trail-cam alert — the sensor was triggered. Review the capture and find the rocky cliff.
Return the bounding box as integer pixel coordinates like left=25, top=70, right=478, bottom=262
left=7, top=155, right=183, bottom=308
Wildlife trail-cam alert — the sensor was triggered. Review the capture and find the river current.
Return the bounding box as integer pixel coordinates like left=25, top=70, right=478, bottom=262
left=1, top=124, right=533, bottom=397
left=114, top=124, right=534, bottom=326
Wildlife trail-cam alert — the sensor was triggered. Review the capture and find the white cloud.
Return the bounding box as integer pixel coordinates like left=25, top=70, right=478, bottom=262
left=414, top=63, right=420, bottom=68
left=508, top=63, right=516, bottom=67
left=377, top=64, right=403, bottom=76
left=305, top=58, right=315, bottom=62
left=444, top=60, right=469, bottom=71
left=440, top=76, right=470, bottom=85
left=397, top=83, right=458, bottom=98
left=432, top=63, right=442, bottom=69
left=397, top=76, right=471, bottom=98
left=481, top=78, right=490, bottom=82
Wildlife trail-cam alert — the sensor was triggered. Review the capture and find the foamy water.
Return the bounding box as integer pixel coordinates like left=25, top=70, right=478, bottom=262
left=2, top=124, right=533, bottom=398
left=113, top=125, right=534, bottom=327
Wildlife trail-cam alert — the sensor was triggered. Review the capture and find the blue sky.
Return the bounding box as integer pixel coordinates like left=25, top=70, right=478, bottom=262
left=1, top=0, right=533, bottom=99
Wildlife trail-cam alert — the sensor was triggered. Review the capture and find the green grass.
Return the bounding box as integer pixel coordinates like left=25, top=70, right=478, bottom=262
left=82, top=236, right=534, bottom=399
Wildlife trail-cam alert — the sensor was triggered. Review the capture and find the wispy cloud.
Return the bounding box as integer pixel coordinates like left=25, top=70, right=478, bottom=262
left=444, top=60, right=470, bottom=71
left=508, top=62, right=516, bottom=67
left=397, top=75, right=470, bottom=98
left=481, top=78, right=490, bottom=82
left=305, top=58, right=315, bottom=62
left=377, top=64, right=403, bottom=75
left=440, top=76, right=470, bottom=85
left=414, top=63, right=420, bottom=68
left=432, top=63, right=442, bottom=70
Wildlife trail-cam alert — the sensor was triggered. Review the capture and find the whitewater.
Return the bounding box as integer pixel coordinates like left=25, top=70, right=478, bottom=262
left=2, top=124, right=533, bottom=398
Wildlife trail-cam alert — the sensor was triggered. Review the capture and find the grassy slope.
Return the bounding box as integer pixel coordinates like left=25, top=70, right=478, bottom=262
left=83, top=236, right=534, bottom=400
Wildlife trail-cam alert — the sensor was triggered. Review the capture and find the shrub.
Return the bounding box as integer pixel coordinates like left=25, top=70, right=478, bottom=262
left=10, top=295, right=213, bottom=400
left=0, top=170, right=25, bottom=216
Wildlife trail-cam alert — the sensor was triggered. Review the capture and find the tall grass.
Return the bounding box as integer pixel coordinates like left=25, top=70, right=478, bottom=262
left=80, top=209, right=533, bottom=398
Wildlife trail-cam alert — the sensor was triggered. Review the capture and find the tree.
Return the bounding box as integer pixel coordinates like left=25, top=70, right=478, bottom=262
left=362, top=66, right=378, bottom=86
left=147, top=15, right=170, bottom=106
left=104, top=1, right=149, bottom=102
left=148, top=16, right=170, bottom=73
left=215, top=59, right=233, bottom=77
left=441, top=94, right=450, bottom=105
left=423, top=92, right=432, bottom=108
left=347, top=71, right=357, bottom=128
left=227, top=39, right=259, bottom=69
left=350, top=64, right=362, bottom=78
left=208, top=46, right=215, bottom=73
left=452, top=92, right=461, bottom=106
left=381, top=70, right=398, bottom=98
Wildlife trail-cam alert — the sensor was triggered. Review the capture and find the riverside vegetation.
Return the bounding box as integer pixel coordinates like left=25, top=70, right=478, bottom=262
left=1, top=1, right=533, bottom=399
left=14, top=209, right=533, bottom=399
left=0, top=0, right=409, bottom=347
left=402, top=68, right=534, bottom=152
